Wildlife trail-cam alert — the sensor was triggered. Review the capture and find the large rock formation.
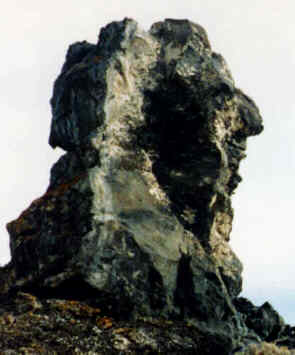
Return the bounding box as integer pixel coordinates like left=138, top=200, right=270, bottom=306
left=1, top=18, right=293, bottom=353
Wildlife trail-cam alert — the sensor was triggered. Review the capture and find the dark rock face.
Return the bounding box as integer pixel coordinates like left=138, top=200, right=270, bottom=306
left=2, top=18, right=292, bottom=353
left=234, top=298, right=285, bottom=341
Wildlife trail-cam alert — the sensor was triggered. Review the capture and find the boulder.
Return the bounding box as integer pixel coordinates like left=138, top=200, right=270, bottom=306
left=234, top=297, right=285, bottom=341
left=1, top=18, right=270, bottom=352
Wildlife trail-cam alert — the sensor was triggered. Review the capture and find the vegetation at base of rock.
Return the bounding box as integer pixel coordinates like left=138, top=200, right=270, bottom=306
left=0, top=291, right=233, bottom=354
left=236, top=342, right=295, bottom=355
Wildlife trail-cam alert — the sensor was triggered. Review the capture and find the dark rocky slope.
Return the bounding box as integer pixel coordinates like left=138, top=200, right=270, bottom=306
left=1, top=18, right=294, bottom=354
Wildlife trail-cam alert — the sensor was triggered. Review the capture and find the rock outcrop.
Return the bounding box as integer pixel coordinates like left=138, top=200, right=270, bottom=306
left=1, top=18, right=293, bottom=353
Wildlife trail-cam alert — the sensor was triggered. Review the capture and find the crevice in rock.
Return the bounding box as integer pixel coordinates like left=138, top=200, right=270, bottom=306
left=147, top=266, right=166, bottom=310
left=174, top=253, right=195, bottom=319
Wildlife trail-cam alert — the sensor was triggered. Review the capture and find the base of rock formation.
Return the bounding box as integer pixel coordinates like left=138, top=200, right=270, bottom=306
left=0, top=288, right=295, bottom=354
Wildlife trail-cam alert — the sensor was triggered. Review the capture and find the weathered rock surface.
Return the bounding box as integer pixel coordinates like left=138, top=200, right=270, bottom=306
left=1, top=18, right=293, bottom=353
left=0, top=290, right=236, bottom=354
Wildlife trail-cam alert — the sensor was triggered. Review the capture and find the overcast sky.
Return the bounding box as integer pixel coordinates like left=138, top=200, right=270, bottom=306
left=1, top=1, right=295, bottom=324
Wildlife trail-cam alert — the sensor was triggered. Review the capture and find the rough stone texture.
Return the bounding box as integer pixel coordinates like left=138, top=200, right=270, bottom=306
left=0, top=291, right=236, bottom=354
left=234, top=298, right=286, bottom=341
left=1, top=18, right=293, bottom=353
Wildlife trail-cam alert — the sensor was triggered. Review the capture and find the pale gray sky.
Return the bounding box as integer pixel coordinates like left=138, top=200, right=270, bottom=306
left=1, top=1, right=295, bottom=323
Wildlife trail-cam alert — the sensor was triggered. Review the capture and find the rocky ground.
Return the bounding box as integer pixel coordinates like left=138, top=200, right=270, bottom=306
left=0, top=290, right=235, bottom=354
left=1, top=288, right=295, bottom=354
